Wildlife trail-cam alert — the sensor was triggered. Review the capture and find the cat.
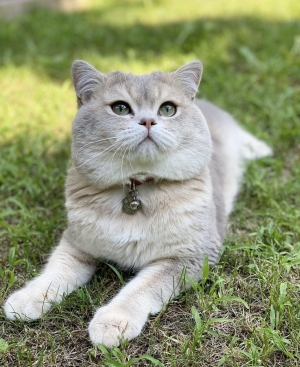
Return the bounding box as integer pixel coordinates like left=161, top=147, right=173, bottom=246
left=4, top=60, right=272, bottom=348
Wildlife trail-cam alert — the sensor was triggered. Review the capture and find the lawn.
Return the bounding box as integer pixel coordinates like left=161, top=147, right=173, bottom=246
left=0, top=0, right=300, bottom=366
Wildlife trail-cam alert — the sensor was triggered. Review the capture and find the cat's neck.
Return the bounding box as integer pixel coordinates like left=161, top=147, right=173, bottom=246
left=66, top=165, right=156, bottom=193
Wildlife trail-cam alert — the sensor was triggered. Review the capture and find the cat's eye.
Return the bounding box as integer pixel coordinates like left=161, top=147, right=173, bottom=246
left=111, top=101, right=131, bottom=116
left=158, top=102, right=176, bottom=117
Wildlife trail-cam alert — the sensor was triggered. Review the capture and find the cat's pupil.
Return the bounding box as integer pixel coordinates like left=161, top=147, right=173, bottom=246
left=112, top=102, right=131, bottom=115
left=159, top=103, right=176, bottom=117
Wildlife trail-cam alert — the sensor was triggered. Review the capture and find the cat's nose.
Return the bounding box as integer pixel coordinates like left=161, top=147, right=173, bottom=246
left=139, top=118, right=157, bottom=131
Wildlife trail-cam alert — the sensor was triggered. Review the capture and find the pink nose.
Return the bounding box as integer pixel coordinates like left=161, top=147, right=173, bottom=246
left=139, top=118, right=157, bottom=131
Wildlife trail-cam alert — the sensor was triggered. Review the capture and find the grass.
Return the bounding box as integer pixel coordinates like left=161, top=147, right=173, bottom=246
left=0, top=0, right=299, bottom=365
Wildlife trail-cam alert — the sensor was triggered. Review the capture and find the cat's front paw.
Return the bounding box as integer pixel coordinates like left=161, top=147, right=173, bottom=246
left=4, top=286, right=53, bottom=321
left=88, top=305, right=144, bottom=348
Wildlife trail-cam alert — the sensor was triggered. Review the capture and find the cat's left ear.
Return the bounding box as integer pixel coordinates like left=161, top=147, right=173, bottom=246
left=72, top=60, right=105, bottom=107
left=173, top=61, right=203, bottom=100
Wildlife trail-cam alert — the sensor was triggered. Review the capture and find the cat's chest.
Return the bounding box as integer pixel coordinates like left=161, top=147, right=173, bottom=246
left=67, top=184, right=180, bottom=240
left=66, top=179, right=211, bottom=268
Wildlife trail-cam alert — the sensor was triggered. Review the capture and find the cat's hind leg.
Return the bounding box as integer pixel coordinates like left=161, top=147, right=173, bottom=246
left=4, top=230, right=96, bottom=320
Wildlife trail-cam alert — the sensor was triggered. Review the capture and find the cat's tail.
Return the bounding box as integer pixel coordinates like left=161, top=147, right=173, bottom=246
left=238, top=129, right=273, bottom=161
left=196, top=99, right=272, bottom=161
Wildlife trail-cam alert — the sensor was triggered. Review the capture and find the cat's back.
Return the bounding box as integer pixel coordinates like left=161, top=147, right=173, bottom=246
left=196, top=98, right=272, bottom=162
left=195, top=99, right=242, bottom=149
left=196, top=99, right=246, bottom=219
left=196, top=98, right=271, bottom=217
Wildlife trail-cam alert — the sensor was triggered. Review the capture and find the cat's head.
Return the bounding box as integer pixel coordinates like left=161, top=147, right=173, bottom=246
left=71, top=60, right=212, bottom=188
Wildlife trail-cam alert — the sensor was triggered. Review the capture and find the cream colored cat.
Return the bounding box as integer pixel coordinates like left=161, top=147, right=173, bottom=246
left=4, top=60, right=272, bottom=347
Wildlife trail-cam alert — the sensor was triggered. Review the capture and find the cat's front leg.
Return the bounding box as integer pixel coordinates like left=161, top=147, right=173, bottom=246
left=88, top=258, right=197, bottom=348
left=4, top=230, right=96, bottom=320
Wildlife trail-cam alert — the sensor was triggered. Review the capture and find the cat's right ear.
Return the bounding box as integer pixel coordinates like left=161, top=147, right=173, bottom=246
left=72, top=60, right=105, bottom=107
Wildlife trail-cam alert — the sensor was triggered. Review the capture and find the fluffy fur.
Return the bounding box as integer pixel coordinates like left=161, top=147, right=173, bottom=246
left=4, top=61, right=272, bottom=347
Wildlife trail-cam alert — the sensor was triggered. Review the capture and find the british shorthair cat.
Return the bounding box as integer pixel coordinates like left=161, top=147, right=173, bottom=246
left=4, top=60, right=272, bottom=347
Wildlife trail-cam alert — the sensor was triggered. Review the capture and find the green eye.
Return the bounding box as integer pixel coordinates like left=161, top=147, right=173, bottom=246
left=159, top=102, right=176, bottom=117
left=111, top=101, right=131, bottom=115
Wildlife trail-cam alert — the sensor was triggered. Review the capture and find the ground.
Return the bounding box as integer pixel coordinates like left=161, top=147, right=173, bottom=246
left=0, top=0, right=299, bottom=366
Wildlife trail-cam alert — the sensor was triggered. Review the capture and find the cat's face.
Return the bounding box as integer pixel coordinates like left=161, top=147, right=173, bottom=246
left=71, top=61, right=212, bottom=188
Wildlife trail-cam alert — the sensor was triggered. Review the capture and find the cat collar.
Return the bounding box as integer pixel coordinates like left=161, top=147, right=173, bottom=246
left=122, top=178, right=153, bottom=215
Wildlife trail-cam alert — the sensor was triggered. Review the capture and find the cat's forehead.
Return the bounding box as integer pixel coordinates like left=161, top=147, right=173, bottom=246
left=104, top=70, right=175, bottom=104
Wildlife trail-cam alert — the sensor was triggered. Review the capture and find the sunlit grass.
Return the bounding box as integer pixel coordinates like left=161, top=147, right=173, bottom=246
left=89, top=0, right=300, bottom=24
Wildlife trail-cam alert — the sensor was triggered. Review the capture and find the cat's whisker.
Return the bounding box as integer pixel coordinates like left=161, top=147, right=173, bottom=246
left=74, top=137, right=119, bottom=161
left=127, top=146, right=135, bottom=175
left=106, top=141, right=127, bottom=176
left=75, top=140, right=124, bottom=170
left=165, top=148, right=173, bottom=178
left=108, top=141, right=128, bottom=168
left=164, top=146, right=185, bottom=183
left=99, top=140, right=129, bottom=181
left=120, top=144, right=131, bottom=186
left=118, top=145, right=135, bottom=194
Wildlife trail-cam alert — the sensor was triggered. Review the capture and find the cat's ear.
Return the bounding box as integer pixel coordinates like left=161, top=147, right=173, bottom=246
left=173, top=61, right=203, bottom=100
left=72, top=60, right=105, bottom=107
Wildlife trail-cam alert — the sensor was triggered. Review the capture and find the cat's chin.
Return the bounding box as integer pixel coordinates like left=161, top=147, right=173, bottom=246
left=134, top=139, right=161, bottom=162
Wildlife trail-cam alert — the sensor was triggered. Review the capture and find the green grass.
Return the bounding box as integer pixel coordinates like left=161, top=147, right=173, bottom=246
left=0, top=0, right=299, bottom=366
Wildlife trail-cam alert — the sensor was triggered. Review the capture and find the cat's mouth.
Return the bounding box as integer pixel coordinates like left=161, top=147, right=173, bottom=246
left=134, top=135, right=162, bottom=162
left=139, top=136, right=159, bottom=147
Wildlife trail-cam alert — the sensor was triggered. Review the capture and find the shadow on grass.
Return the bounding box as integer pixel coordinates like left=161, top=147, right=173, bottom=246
left=1, top=6, right=300, bottom=144
left=0, top=6, right=299, bottom=79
